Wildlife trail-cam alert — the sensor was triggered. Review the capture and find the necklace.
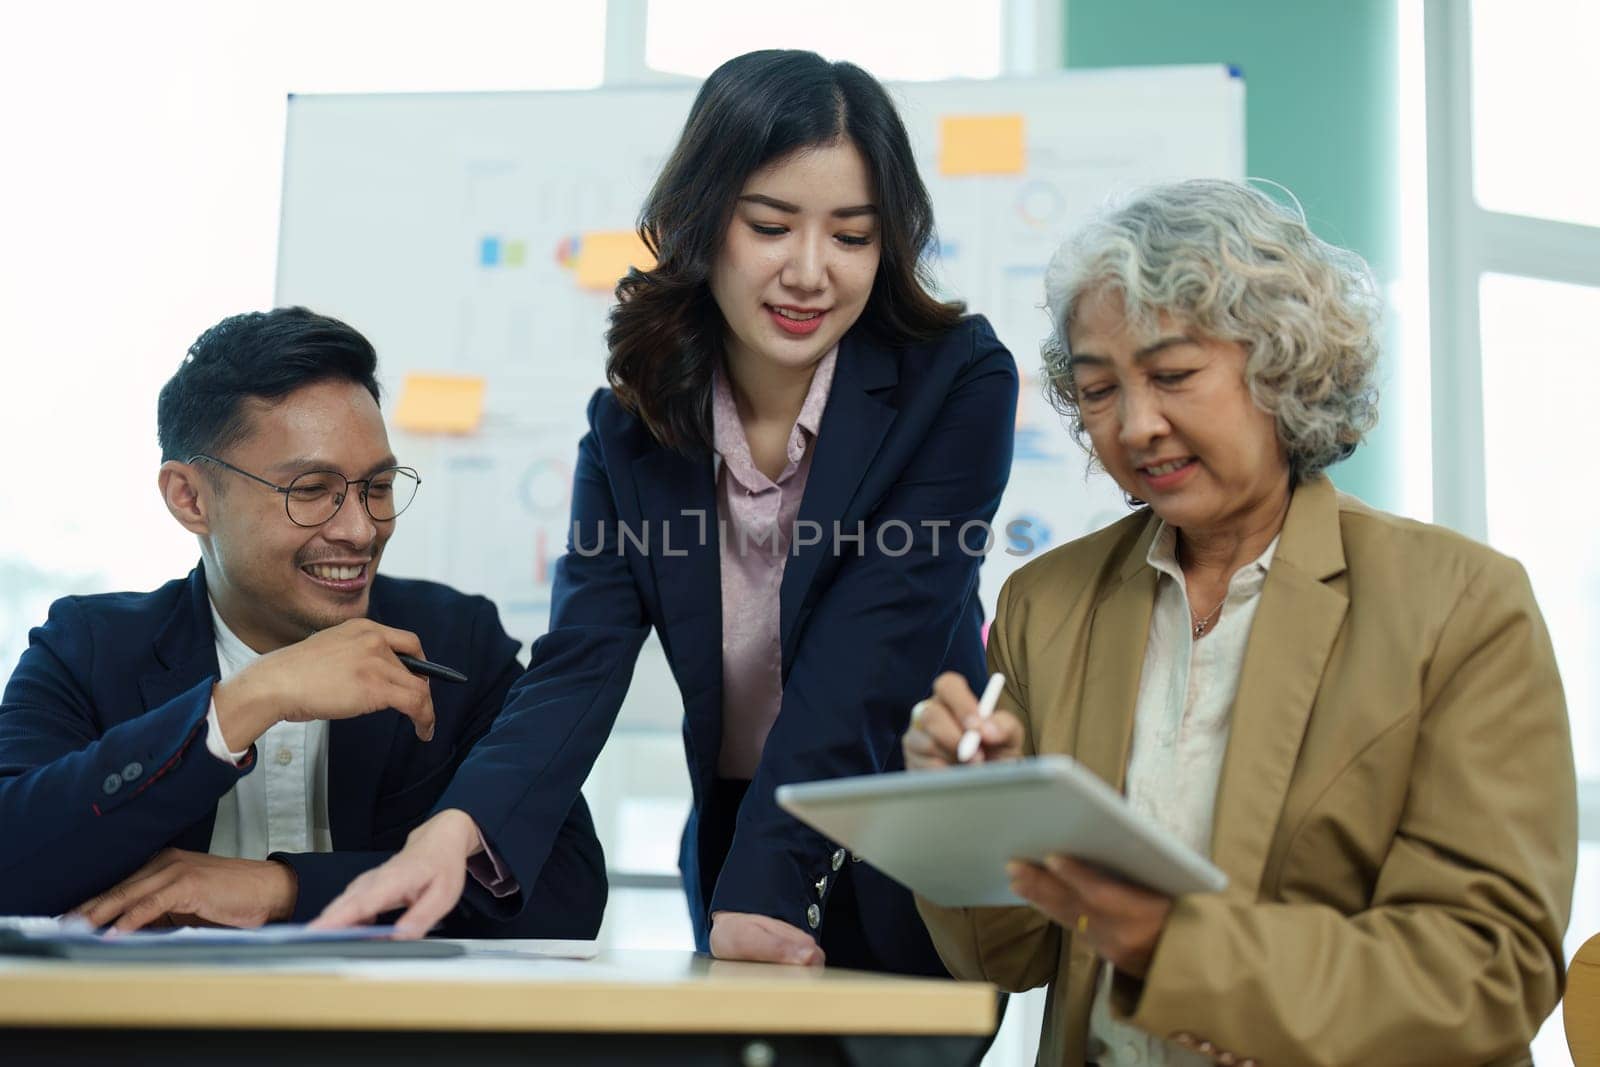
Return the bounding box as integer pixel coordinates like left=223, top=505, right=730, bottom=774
left=1191, top=595, right=1225, bottom=638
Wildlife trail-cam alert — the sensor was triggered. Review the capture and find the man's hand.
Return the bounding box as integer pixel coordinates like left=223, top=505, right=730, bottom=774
left=213, top=618, right=437, bottom=751
left=72, top=849, right=298, bottom=932
left=902, top=671, right=1025, bottom=770
left=1007, top=854, right=1173, bottom=978
left=310, top=808, right=482, bottom=938
left=709, top=911, right=825, bottom=967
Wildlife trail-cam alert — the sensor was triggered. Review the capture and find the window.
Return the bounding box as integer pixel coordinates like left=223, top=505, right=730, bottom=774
left=645, top=0, right=1004, bottom=81
left=1480, top=274, right=1600, bottom=778
left=1471, top=0, right=1600, bottom=228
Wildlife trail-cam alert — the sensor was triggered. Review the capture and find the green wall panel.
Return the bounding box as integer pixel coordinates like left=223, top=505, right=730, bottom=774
left=1062, top=0, right=1402, bottom=507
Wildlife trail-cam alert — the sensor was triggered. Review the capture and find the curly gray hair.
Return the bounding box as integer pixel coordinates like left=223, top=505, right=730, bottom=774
left=1042, top=179, right=1381, bottom=482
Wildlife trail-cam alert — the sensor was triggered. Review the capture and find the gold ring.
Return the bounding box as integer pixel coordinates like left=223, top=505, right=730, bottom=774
left=1076, top=914, right=1089, bottom=935
left=910, top=700, right=931, bottom=728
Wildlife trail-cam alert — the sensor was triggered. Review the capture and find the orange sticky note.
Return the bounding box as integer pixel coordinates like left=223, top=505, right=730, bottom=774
left=939, top=114, right=1026, bottom=176
left=575, top=230, right=656, bottom=292
left=394, top=373, right=486, bottom=434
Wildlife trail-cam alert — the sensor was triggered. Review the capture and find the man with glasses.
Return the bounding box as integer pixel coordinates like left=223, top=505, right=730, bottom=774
left=0, top=307, right=606, bottom=936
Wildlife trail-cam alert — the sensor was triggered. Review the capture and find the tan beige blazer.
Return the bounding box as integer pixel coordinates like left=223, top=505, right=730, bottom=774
left=918, top=476, right=1576, bottom=1066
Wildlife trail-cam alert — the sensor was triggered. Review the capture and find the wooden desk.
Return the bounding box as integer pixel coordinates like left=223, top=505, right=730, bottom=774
left=0, top=947, right=997, bottom=1066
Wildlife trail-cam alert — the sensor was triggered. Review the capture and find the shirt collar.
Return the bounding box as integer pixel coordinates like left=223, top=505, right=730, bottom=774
left=712, top=346, right=838, bottom=490
left=1145, top=521, right=1280, bottom=592
left=793, top=346, right=837, bottom=441
left=208, top=598, right=262, bottom=675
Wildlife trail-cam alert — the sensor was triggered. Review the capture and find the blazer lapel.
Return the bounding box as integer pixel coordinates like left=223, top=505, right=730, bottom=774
left=779, top=333, right=898, bottom=665
left=1073, top=518, right=1160, bottom=791
left=1208, top=477, right=1348, bottom=896
left=139, top=567, right=222, bottom=852
left=632, top=444, right=723, bottom=776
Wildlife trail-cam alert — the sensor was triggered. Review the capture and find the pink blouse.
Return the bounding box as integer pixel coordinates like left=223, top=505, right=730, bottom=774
left=710, top=348, right=838, bottom=779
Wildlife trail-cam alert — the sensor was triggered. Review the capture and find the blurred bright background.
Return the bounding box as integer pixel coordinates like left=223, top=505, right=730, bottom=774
left=1, top=1, right=1596, bottom=1062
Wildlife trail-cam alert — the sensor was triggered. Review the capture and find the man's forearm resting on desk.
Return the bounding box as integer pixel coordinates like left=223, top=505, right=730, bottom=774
left=72, top=848, right=300, bottom=932
left=58, top=680, right=394, bottom=933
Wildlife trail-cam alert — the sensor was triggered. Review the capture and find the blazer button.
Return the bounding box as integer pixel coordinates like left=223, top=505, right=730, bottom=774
left=101, top=773, right=122, bottom=795
left=1216, top=1053, right=1238, bottom=1066
left=805, top=904, right=821, bottom=929
left=121, top=761, right=143, bottom=782
left=831, top=848, right=845, bottom=871
left=1196, top=1040, right=1216, bottom=1055
left=815, top=876, right=828, bottom=897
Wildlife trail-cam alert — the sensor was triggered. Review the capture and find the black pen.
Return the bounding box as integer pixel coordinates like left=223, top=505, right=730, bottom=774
left=396, top=653, right=468, bottom=684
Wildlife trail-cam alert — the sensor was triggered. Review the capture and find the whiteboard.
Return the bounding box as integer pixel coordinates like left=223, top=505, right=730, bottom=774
left=276, top=66, right=1244, bottom=732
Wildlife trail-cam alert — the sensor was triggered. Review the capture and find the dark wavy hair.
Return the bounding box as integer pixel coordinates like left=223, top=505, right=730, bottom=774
left=606, top=49, right=963, bottom=452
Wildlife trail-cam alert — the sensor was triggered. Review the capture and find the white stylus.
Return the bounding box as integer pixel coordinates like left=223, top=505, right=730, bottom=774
left=956, top=673, right=1005, bottom=763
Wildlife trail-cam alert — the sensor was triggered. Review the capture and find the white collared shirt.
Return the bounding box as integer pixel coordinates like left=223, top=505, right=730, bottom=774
left=204, top=603, right=332, bottom=859
left=1087, top=523, right=1278, bottom=1067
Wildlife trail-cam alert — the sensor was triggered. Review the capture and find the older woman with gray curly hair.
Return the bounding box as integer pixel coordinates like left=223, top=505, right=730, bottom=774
left=906, top=179, right=1575, bottom=1065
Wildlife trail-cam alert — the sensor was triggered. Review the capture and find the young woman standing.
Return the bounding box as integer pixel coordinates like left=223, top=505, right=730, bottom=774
left=317, top=49, right=1017, bottom=973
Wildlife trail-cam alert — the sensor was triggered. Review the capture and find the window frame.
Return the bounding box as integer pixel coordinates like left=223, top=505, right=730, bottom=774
left=1424, top=0, right=1600, bottom=837
left=600, top=0, right=1061, bottom=84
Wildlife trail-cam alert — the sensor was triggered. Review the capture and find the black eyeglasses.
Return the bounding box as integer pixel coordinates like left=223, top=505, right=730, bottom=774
left=189, top=454, right=421, bottom=528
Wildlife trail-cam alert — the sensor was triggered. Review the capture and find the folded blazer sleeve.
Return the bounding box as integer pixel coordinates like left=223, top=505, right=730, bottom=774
left=0, top=596, right=251, bottom=914
left=710, top=326, right=1018, bottom=939
left=432, top=389, right=649, bottom=911
left=278, top=597, right=609, bottom=937
left=914, top=575, right=1063, bottom=991
left=1115, top=552, right=1575, bottom=1063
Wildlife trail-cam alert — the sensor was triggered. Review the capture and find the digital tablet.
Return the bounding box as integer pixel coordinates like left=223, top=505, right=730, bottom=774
left=776, top=755, right=1227, bottom=907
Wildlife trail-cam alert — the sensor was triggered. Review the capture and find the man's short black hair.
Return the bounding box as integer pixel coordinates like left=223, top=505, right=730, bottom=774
left=157, top=307, right=382, bottom=462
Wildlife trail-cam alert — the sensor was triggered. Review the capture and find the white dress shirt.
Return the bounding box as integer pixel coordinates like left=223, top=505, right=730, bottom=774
left=1087, top=523, right=1278, bottom=1067
left=204, top=603, right=332, bottom=860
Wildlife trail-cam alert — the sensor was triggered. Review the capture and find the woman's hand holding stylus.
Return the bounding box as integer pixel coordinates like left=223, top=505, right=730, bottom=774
left=902, top=671, right=1025, bottom=770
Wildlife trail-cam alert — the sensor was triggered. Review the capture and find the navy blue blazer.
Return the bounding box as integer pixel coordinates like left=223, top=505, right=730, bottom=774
left=0, top=568, right=606, bottom=937
left=437, top=315, right=1016, bottom=973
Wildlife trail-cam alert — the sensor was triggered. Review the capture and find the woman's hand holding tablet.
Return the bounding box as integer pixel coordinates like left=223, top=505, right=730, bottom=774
left=1006, top=854, right=1174, bottom=979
